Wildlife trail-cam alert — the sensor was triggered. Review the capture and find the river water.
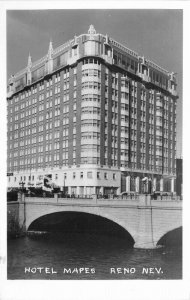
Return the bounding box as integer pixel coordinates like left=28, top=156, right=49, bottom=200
left=7, top=232, right=182, bottom=280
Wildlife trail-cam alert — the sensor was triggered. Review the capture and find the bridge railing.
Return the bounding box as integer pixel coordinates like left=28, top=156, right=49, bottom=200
left=23, top=194, right=181, bottom=201
left=22, top=195, right=182, bottom=209
left=57, top=194, right=93, bottom=200
left=24, top=195, right=140, bottom=207
left=22, top=193, right=182, bottom=206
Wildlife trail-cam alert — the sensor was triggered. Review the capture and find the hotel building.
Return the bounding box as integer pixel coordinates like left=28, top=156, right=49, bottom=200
left=7, top=25, right=178, bottom=195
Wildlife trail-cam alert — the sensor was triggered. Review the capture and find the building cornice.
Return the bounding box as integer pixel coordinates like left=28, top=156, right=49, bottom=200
left=7, top=25, right=178, bottom=99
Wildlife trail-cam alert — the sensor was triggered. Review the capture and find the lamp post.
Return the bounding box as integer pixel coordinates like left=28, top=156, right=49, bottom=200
left=142, top=177, right=148, bottom=194
left=110, top=186, right=114, bottom=199
left=19, top=180, right=26, bottom=230
left=63, top=177, right=65, bottom=197
left=148, top=178, right=152, bottom=194
left=19, top=181, right=25, bottom=193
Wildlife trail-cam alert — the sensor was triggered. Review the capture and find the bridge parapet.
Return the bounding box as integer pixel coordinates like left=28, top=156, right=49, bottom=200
left=23, top=195, right=182, bottom=209
left=24, top=196, right=139, bottom=207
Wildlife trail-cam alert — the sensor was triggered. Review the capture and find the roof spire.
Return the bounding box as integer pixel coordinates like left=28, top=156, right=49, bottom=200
left=88, top=24, right=96, bottom=35
left=105, top=34, right=109, bottom=44
left=48, top=39, right=53, bottom=59
left=27, top=52, right=32, bottom=68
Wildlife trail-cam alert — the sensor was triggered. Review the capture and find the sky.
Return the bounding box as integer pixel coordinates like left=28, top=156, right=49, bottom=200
left=6, top=9, right=183, bottom=157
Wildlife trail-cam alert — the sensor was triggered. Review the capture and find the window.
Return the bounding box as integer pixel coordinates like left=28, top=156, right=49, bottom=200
left=55, top=85, right=60, bottom=94
left=55, top=73, right=60, bottom=83
left=55, top=97, right=60, bottom=105
left=104, top=173, right=108, bottom=180
left=55, top=120, right=60, bottom=127
left=73, top=172, right=76, bottom=179
left=87, top=172, right=92, bottom=179
left=80, top=172, right=83, bottom=179
left=113, top=173, right=116, bottom=180
left=97, top=172, right=100, bottom=179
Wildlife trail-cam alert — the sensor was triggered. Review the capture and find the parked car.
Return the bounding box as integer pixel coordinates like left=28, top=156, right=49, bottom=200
left=151, top=191, right=172, bottom=200
left=121, top=191, right=138, bottom=199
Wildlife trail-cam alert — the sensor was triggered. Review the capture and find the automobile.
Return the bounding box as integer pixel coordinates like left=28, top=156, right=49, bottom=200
left=153, top=191, right=171, bottom=196
left=121, top=191, right=138, bottom=199
left=121, top=191, right=138, bottom=195
left=151, top=191, right=172, bottom=199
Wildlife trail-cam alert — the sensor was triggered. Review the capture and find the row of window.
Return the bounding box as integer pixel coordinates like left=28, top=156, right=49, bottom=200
left=9, top=156, right=175, bottom=172
left=82, top=69, right=101, bottom=78
left=10, top=170, right=117, bottom=183
left=82, top=82, right=101, bottom=90
left=11, top=143, right=172, bottom=158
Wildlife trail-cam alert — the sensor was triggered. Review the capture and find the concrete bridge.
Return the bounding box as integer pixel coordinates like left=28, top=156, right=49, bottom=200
left=14, top=194, right=182, bottom=249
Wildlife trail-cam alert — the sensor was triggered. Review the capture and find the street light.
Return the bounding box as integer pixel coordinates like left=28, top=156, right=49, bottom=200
left=19, top=180, right=26, bottom=228
left=63, top=177, right=65, bottom=196
left=142, top=176, right=148, bottom=194
left=111, top=186, right=113, bottom=194
left=148, top=178, right=152, bottom=194
left=19, top=181, right=25, bottom=192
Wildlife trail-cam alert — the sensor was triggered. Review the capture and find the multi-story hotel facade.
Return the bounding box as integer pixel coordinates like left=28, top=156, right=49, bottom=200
left=7, top=25, right=178, bottom=196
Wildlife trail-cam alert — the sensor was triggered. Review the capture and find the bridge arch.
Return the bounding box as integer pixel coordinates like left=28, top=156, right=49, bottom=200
left=157, top=226, right=182, bottom=247
left=26, top=208, right=135, bottom=244
left=21, top=198, right=182, bottom=249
